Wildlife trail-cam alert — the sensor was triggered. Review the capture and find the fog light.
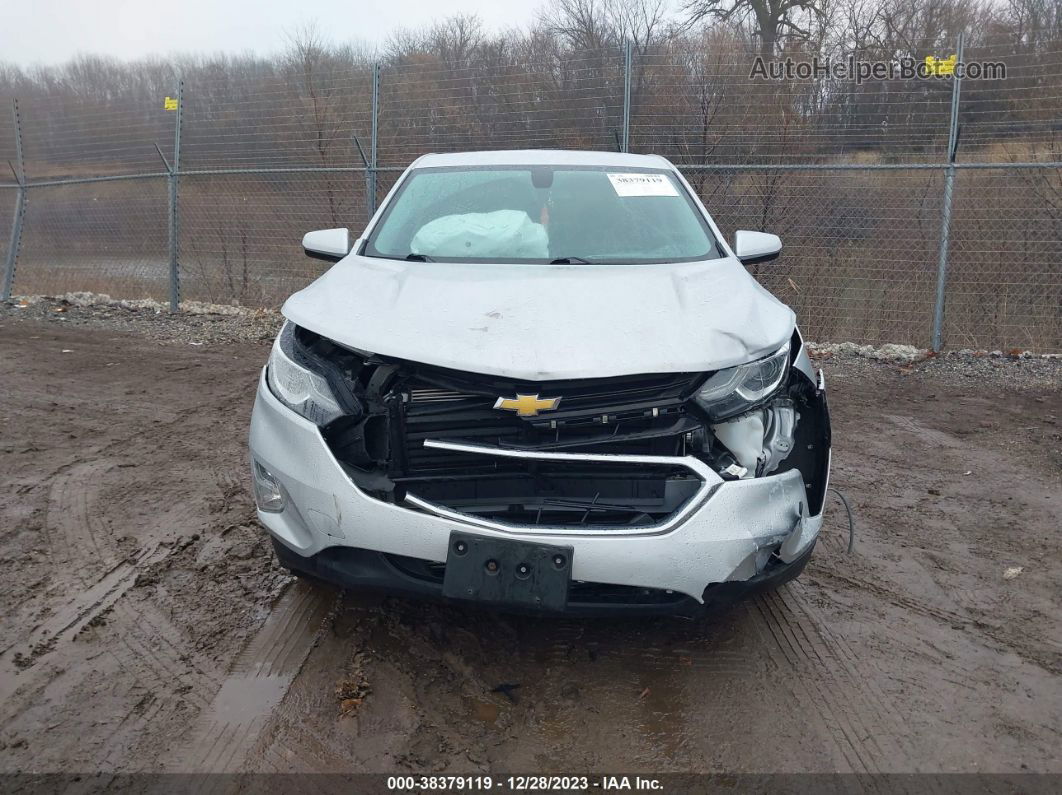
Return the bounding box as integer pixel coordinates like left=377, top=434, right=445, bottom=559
left=252, top=460, right=286, bottom=513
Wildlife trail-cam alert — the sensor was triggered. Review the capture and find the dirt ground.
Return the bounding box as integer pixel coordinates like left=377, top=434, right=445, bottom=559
left=0, top=301, right=1060, bottom=784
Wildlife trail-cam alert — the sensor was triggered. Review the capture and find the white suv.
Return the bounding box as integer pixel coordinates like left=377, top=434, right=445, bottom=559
left=249, top=149, right=831, bottom=616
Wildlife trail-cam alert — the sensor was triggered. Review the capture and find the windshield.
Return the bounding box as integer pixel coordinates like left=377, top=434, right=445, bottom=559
left=364, top=165, right=722, bottom=264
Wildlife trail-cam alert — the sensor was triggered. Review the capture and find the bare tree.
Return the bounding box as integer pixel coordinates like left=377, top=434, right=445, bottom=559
left=539, top=0, right=675, bottom=52
left=867, top=0, right=986, bottom=57
left=540, top=0, right=619, bottom=50
left=982, top=0, right=1062, bottom=48
left=430, top=15, right=486, bottom=69
left=282, top=22, right=350, bottom=225
left=682, top=0, right=824, bottom=58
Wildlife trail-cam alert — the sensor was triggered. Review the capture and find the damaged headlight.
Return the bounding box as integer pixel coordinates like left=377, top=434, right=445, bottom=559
left=266, top=321, right=345, bottom=426
left=693, top=342, right=790, bottom=421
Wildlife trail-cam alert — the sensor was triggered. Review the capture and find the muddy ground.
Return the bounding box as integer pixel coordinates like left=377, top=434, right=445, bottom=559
left=0, top=302, right=1060, bottom=784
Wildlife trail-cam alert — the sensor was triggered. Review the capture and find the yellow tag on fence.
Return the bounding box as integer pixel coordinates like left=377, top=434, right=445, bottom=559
left=925, top=55, right=957, bottom=76
left=164, top=96, right=179, bottom=111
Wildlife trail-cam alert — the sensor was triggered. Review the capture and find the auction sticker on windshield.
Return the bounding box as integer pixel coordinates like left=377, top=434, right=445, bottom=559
left=607, top=172, right=679, bottom=197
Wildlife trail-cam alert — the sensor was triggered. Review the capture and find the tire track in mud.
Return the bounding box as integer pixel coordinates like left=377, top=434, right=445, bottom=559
left=811, top=568, right=970, bottom=628
left=2, top=447, right=185, bottom=682
left=805, top=564, right=1052, bottom=680
left=753, top=591, right=881, bottom=775
left=75, top=602, right=229, bottom=778
left=0, top=336, right=286, bottom=774
left=505, top=605, right=779, bottom=768
left=0, top=457, right=125, bottom=665
left=0, top=543, right=171, bottom=709
left=788, top=580, right=911, bottom=729
left=45, top=459, right=120, bottom=584
left=256, top=720, right=353, bottom=774
left=542, top=617, right=765, bottom=678
left=107, top=600, right=224, bottom=712
left=166, top=582, right=336, bottom=776
left=517, top=582, right=911, bottom=774
left=11, top=400, right=217, bottom=505
left=750, top=582, right=919, bottom=779
left=1, top=400, right=245, bottom=725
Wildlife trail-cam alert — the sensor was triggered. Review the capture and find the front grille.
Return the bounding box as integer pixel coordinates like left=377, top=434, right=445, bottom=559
left=400, top=368, right=705, bottom=477
left=407, top=449, right=703, bottom=527
left=409, top=387, right=469, bottom=403
left=390, top=366, right=708, bottom=529
left=311, top=335, right=713, bottom=529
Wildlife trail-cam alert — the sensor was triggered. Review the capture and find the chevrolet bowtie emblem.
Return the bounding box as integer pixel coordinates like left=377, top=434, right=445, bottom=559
left=493, top=393, right=562, bottom=417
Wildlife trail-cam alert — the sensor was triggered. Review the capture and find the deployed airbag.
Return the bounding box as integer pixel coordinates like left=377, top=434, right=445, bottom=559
left=411, top=210, right=549, bottom=259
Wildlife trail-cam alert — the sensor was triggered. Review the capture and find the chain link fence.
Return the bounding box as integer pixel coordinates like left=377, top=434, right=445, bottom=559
left=1, top=37, right=1060, bottom=352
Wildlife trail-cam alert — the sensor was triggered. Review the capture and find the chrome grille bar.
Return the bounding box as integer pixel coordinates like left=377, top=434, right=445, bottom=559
left=402, top=439, right=723, bottom=537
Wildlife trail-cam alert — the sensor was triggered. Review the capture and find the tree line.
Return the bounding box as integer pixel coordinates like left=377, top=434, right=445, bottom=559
left=0, top=0, right=1058, bottom=178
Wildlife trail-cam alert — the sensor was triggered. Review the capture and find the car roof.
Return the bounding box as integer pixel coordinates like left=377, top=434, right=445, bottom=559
left=410, top=149, right=674, bottom=170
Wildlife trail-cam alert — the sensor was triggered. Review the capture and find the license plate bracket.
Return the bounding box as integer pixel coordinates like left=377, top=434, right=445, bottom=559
left=442, top=532, right=572, bottom=611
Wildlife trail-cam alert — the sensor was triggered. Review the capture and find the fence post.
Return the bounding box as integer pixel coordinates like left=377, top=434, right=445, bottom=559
left=931, top=32, right=965, bottom=352
left=168, top=78, right=183, bottom=311
left=621, top=41, right=632, bottom=153
left=367, top=63, right=380, bottom=222
left=2, top=99, right=26, bottom=301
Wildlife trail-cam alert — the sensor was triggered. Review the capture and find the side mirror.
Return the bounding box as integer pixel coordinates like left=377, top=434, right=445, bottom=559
left=734, top=230, right=782, bottom=264
left=302, top=228, right=350, bottom=262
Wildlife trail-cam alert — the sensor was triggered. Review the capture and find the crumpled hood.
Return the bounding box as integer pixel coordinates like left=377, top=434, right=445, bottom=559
left=282, top=255, right=795, bottom=380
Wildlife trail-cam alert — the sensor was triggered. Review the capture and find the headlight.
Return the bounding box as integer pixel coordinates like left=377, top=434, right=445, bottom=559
left=266, top=321, right=345, bottom=425
left=693, top=342, right=790, bottom=421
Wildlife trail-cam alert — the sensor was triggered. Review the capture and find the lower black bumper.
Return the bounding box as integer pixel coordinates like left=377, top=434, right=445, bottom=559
left=271, top=537, right=816, bottom=618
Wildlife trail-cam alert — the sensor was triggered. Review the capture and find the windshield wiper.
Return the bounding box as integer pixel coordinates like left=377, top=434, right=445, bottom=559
left=549, top=256, right=593, bottom=264
left=404, top=253, right=434, bottom=262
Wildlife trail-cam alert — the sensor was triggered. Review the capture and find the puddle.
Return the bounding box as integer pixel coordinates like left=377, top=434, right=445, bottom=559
left=167, top=582, right=335, bottom=773
left=207, top=674, right=292, bottom=724
left=470, top=698, right=500, bottom=724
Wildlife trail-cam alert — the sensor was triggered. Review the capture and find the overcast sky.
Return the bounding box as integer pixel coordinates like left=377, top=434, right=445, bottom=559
left=1, top=0, right=542, bottom=67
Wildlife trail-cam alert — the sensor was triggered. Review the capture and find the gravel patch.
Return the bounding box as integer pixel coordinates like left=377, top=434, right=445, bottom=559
left=2, top=293, right=282, bottom=346
left=810, top=345, right=1062, bottom=391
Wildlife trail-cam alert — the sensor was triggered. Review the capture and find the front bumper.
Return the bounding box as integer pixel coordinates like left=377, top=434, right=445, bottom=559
left=271, top=536, right=817, bottom=617
left=249, top=369, right=826, bottom=607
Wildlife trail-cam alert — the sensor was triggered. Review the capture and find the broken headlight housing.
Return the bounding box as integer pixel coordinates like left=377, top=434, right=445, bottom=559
left=266, top=321, right=345, bottom=426
left=693, top=342, right=790, bottom=421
